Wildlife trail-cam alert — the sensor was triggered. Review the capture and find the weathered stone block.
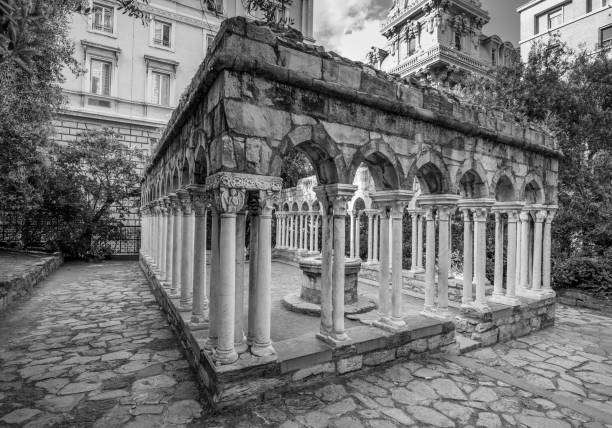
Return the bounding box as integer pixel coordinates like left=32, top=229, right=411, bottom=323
left=337, top=356, right=363, bottom=374
left=475, top=322, right=495, bottom=333
left=224, top=100, right=292, bottom=141
left=427, top=334, right=441, bottom=350
left=363, top=349, right=395, bottom=366
left=498, top=324, right=512, bottom=342
left=471, top=328, right=499, bottom=346
left=278, top=46, right=322, bottom=79
left=322, top=60, right=361, bottom=90
left=292, top=362, right=335, bottom=381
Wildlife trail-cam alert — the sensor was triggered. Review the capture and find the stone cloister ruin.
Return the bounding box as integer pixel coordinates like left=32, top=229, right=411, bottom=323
left=139, top=18, right=560, bottom=407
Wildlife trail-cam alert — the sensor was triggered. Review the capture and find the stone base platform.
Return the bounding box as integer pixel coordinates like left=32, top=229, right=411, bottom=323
left=140, top=254, right=456, bottom=410
left=0, top=249, right=63, bottom=312
left=455, top=297, right=556, bottom=346
left=281, top=293, right=377, bottom=316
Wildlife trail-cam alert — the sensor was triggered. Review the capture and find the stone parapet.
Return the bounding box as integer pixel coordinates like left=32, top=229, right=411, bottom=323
left=146, top=17, right=560, bottom=175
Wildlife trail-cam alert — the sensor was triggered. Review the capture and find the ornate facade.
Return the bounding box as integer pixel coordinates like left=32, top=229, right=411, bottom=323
left=376, top=0, right=517, bottom=84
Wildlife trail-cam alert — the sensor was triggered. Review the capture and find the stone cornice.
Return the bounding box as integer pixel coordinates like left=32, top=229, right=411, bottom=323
left=141, top=3, right=221, bottom=31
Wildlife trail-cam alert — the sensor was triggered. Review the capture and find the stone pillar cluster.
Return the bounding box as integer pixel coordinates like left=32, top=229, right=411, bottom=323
left=139, top=173, right=283, bottom=365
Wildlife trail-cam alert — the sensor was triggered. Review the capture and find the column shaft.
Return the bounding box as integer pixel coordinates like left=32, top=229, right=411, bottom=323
left=205, top=210, right=220, bottom=350
left=180, top=209, right=195, bottom=310
left=532, top=211, right=545, bottom=291
left=417, top=215, right=424, bottom=270
left=473, top=208, right=488, bottom=308
left=171, top=203, right=182, bottom=296
left=191, top=207, right=208, bottom=325
left=378, top=210, right=390, bottom=320
left=355, top=214, right=361, bottom=260
left=519, top=212, right=530, bottom=289
left=424, top=209, right=436, bottom=311
left=332, top=207, right=348, bottom=340
left=437, top=208, right=451, bottom=314
left=247, top=213, right=259, bottom=345
left=391, top=208, right=405, bottom=324
left=542, top=211, right=555, bottom=293
left=373, top=215, right=379, bottom=261
left=367, top=214, right=373, bottom=262
left=234, top=212, right=246, bottom=352
left=164, top=207, right=174, bottom=286
left=505, top=212, right=519, bottom=300
left=349, top=213, right=355, bottom=258
left=461, top=209, right=473, bottom=306
left=410, top=213, right=418, bottom=270
left=493, top=212, right=504, bottom=297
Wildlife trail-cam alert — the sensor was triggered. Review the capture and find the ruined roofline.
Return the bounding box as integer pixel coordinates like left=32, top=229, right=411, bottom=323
left=146, top=17, right=560, bottom=175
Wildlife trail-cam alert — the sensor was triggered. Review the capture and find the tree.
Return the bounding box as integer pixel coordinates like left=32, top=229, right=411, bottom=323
left=45, top=129, right=144, bottom=258
left=457, top=40, right=612, bottom=287
left=242, top=0, right=293, bottom=26
left=280, top=148, right=314, bottom=188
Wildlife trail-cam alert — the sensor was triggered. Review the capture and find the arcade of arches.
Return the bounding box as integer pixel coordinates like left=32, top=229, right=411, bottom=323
left=137, top=18, right=560, bottom=407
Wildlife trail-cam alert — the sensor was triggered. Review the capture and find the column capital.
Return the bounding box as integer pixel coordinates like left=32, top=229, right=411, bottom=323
left=519, top=211, right=531, bottom=222
left=168, top=193, right=181, bottom=215
left=436, top=205, right=455, bottom=221
left=471, top=206, right=489, bottom=222
left=507, top=210, right=520, bottom=222
left=456, top=198, right=495, bottom=210
left=211, top=187, right=246, bottom=214
left=533, top=210, right=548, bottom=223
left=258, top=189, right=281, bottom=217
left=492, top=201, right=525, bottom=214
left=204, top=171, right=283, bottom=193
left=190, top=188, right=211, bottom=217
left=313, top=184, right=357, bottom=216
left=371, top=190, right=414, bottom=211
left=177, top=189, right=194, bottom=215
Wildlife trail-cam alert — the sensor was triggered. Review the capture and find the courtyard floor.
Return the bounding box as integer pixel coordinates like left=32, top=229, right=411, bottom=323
left=0, top=260, right=611, bottom=427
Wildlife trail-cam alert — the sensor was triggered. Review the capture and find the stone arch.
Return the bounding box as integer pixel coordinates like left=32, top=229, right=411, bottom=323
left=301, top=201, right=309, bottom=211
left=193, top=144, right=208, bottom=185
left=352, top=197, right=366, bottom=213
left=348, top=142, right=404, bottom=190
left=171, top=166, right=180, bottom=193
left=312, top=200, right=321, bottom=213
left=279, top=124, right=348, bottom=185
left=180, top=157, right=191, bottom=188
left=291, top=202, right=299, bottom=211
left=407, top=150, right=451, bottom=194
left=454, top=160, right=490, bottom=198
left=282, top=202, right=290, bottom=211
left=521, top=172, right=545, bottom=204
left=490, top=169, right=518, bottom=202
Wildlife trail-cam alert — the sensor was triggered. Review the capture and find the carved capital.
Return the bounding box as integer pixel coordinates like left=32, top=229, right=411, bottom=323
left=519, top=211, right=531, bottom=222
left=168, top=194, right=181, bottom=215
left=471, top=206, right=489, bottom=222
left=545, top=209, right=556, bottom=224
left=259, top=189, right=280, bottom=217
left=213, top=187, right=246, bottom=214
left=534, top=210, right=547, bottom=223
left=205, top=172, right=282, bottom=193
left=461, top=208, right=472, bottom=221
left=177, top=190, right=193, bottom=215
left=507, top=210, right=520, bottom=223
left=425, top=207, right=436, bottom=221
left=437, top=205, right=454, bottom=221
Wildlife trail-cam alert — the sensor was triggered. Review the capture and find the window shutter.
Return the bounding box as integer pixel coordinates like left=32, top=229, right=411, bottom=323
left=161, top=74, right=170, bottom=106
left=102, top=62, right=111, bottom=96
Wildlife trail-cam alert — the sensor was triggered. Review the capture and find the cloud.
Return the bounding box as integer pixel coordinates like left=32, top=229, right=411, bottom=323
left=313, top=0, right=392, bottom=61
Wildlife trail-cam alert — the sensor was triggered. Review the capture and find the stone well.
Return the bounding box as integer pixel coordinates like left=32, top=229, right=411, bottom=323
left=282, top=256, right=376, bottom=316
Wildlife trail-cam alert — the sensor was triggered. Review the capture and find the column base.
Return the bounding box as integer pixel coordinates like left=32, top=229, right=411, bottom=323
left=250, top=342, right=276, bottom=357
left=488, top=294, right=522, bottom=307
left=472, top=302, right=491, bottom=313
left=203, top=337, right=217, bottom=352
left=316, top=331, right=350, bottom=347
left=235, top=341, right=248, bottom=354
left=170, top=287, right=179, bottom=296
left=161, top=281, right=172, bottom=289
left=179, top=300, right=192, bottom=312
left=517, top=287, right=549, bottom=300
left=189, top=318, right=209, bottom=331
left=420, top=305, right=438, bottom=318
left=373, top=317, right=405, bottom=332
left=213, top=348, right=239, bottom=365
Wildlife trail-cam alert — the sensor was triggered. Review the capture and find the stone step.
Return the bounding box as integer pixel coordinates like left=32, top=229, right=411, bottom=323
left=455, top=334, right=481, bottom=354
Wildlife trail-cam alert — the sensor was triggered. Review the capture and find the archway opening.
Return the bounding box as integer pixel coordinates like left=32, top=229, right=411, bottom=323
left=416, top=162, right=445, bottom=194
left=459, top=170, right=486, bottom=198
left=495, top=176, right=515, bottom=202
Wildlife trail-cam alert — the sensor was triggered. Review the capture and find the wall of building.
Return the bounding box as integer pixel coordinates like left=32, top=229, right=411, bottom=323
left=518, top=0, right=612, bottom=59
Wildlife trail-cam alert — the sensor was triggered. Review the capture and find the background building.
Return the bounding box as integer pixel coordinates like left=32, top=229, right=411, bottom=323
left=517, top=0, right=612, bottom=60
left=377, top=0, right=517, bottom=84
left=54, top=0, right=315, bottom=172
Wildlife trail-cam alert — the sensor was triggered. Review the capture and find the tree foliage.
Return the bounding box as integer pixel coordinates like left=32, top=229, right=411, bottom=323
left=242, top=0, right=293, bottom=26
left=457, top=39, right=612, bottom=284
left=280, top=148, right=314, bottom=188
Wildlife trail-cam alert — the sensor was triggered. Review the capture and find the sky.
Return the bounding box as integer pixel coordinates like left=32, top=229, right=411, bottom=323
left=313, top=0, right=524, bottom=62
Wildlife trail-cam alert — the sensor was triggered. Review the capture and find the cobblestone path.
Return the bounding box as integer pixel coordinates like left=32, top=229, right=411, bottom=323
left=1, top=261, right=611, bottom=427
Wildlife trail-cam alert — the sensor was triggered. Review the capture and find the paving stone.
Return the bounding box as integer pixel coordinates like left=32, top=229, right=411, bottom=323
left=517, top=415, right=572, bottom=428
left=163, top=399, right=202, bottom=424
left=433, top=402, right=473, bottom=424
left=35, top=378, right=70, bottom=394
left=37, top=393, right=84, bottom=412
left=408, top=406, right=454, bottom=427
left=131, top=374, right=176, bottom=391
left=431, top=378, right=467, bottom=400
left=381, top=407, right=413, bottom=425
left=0, top=408, right=42, bottom=424
left=315, top=384, right=347, bottom=402
left=470, top=386, right=498, bottom=402
left=59, top=382, right=100, bottom=395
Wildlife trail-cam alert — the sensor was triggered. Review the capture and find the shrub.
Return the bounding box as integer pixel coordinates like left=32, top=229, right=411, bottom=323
left=553, top=256, right=612, bottom=294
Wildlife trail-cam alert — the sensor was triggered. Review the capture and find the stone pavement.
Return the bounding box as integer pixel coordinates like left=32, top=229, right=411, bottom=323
left=0, top=251, right=51, bottom=284
left=1, top=261, right=612, bottom=427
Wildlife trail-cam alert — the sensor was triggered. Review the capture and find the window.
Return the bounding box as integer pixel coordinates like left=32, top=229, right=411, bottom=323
left=90, top=59, right=111, bottom=96
left=454, top=32, right=462, bottom=50
left=206, top=33, right=215, bottom=53
left=548, top=7, right=563, bottom=28
left=491, top=48, right=497, bottom=65
left=587, top=0, right=593, bottom=12
left=153, top=20, right=172, bottom=48
left=604, top=0, right=608, bottom=6
left=408, top=37, right=416, bottom=56
left=92, top=3, right=114, bottom=33
left=602, top=25, right=612, bottom=47
left=151, top=71, right=170, bottom=106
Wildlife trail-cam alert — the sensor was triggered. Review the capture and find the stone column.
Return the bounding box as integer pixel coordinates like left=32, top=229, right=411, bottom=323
left=309, top=214, right=315, bottom=252
left=178, top=190, right=195, bottom=311
left=314, top=214, right=319, bottom=252
left=213, top=187, right=246, bottom=365
left=417, top=213, right=425, bottom=270
left=531, top=209, right=547, bottom=293
left=314, top=184, right=356, bottom=346
left=367, top=212, right=374, bottom=262
left=492, top=211, right=504, bottom=299
left=153, top=203, right=160, bottom=268
left=234, top=211, right=247, bottom=353
left=204, top=208, right=219, bottom=351
left=472, top=206, right=489, bottom=311
left=410, top=210, right=418, bottom=271
left=170, top=194, right=182, bottom=296
left=191, top=190, right=209, bottom=327
left=436, top=205, right=453, bottom=316
left=423, top=207, right=436, bottom=314
left=542, top=207, right=556, bottom=297
left=376, top=206, right=391, bottom=323
left=502, top=209, right=521, bottom=305
left=355, top=213, right=361, bottom=260
left=250, top=191, right=278, bottom=357
left=515, top=212, right=522, bottom=287
left=519, top=211, right=531, bottom=292
left=349, top=211, right=355, bottom=258
left=158, top=203, right=168, bottom=280
left=164, top=198, right=174, bottom=287
left=390, top=200, right=408, bottom=324
left=373, top=214, right=379, bottom=261
left=460, top=207, right=473, bottom=307
left=247, top=207, right=259, bottom=346
left=314, top=190, right=333, bottom=340
left=299, top=213, right=304, bottom=250
left=150, top=203, right=157, bottom=265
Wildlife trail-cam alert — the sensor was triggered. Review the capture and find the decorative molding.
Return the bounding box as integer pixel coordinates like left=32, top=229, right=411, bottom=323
left=204, top=172, right=283, bottom=193
left=141, top=3, right=222, bottom=32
